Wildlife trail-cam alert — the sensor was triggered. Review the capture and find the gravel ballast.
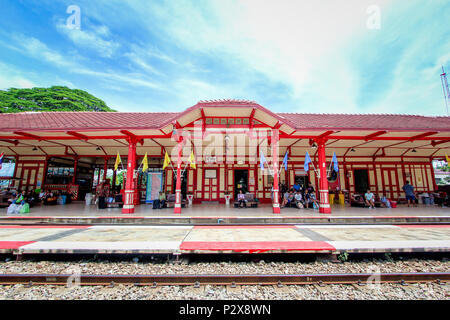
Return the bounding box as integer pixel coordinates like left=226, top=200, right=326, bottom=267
left=0, top=258, right=448, bottom=300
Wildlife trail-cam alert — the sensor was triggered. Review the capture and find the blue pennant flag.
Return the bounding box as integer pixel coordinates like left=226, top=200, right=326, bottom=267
left=304, top=151, right=312, bottom=172
left=260, top=152, right=267, bottom=170
left=332, top=152, right=339, bottom=172
left=282, top=151, right=288, bottom=171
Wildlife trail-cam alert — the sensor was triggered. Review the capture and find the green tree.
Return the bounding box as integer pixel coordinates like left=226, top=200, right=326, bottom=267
left=0, top=86, right=115, bottom=113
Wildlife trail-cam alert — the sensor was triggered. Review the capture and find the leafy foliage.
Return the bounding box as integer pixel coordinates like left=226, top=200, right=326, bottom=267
left=0, top=86, right=115, bottom=113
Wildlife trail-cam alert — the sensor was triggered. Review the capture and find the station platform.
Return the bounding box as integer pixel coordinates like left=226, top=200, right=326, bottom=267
left=0, top=224, right=449, bottom=255
left=1, top=203, right=449, bottom=225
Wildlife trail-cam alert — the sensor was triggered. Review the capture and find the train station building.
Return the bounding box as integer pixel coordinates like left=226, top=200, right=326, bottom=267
left=0, top=99, right=449, bottom=215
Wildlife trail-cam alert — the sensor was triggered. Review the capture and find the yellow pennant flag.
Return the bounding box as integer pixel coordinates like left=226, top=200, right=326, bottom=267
left=114, top=152, right=121, bottom=171
left=446, top=153, right=450, bottom=166
left=189, top=150, right=196, bottom=169
left=142, top=152, right=148, bottom=172
left=163, top=151, right=171, bottom=170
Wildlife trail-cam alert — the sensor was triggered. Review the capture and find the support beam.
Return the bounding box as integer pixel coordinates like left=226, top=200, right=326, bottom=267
left=122, top=140, right=137, bottom=214
left=13, top=131, right=42, bottom=141
left=431, top=140, right=449, bottom=147
left=120, top=130, right=144, bottom=146
left=408, top=132, right=438, bottom=142
left=364, top=131, right=387, bottom=141
left=271, top=129, right=281, bottom=214
left=66, top=131, right=89, bottom=141
left=317, top=131, right=335, bottom=140
left=0, top=139, right=19, bottom=146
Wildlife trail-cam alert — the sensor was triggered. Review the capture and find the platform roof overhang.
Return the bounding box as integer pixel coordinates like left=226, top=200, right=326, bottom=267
left=0, top=100, right=450, bottom=160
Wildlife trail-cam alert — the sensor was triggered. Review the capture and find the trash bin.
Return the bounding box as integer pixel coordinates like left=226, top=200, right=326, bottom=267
left=338, top=194, right=345, bottom=205
left=186, top=194, right=194, bottom=207
left=224, top=194, right=231, bottom=206
left=329, top=194, right=334, bottom=205
left=390, top=200, right=397, bottom=208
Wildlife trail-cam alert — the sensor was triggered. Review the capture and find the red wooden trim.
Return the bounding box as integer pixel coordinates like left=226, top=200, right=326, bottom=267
left=66, top=131, right=89, bottom=140
left=364, top=131, right=387, bottom=141
left=13, top=131, right=42, bottom=141
left=408, top=132, right=438, bottom=141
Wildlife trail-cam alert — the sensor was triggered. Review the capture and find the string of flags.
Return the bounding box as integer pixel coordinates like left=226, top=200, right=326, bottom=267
left=0, top=152, right=4, bottom=170
left=260, top=151, right=289, bottom=176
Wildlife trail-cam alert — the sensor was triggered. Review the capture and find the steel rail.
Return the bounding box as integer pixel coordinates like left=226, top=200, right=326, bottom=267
left=0, top=273, right=448, bottom=287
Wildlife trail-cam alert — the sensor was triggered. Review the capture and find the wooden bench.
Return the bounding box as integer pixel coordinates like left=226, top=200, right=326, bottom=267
left=166, top=194, right=187, bottom=208
left=234, top=193, right=258, bottom=208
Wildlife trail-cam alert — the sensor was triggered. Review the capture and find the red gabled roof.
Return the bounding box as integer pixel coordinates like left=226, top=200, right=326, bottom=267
left=0, top=112, right=180, bottom=131
left=278, top=113, right=450, bottom=131
left=0, top=99, right=449, bottom=132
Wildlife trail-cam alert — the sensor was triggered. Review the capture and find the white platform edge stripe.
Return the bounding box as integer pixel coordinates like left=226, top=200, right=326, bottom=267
left=18, top=241, right=183, bottom=250
left=327, top=240, right=450, bottom=249
left=294, top=225, right=401, bottom=229
left=88, top=226, right=193, bottom=229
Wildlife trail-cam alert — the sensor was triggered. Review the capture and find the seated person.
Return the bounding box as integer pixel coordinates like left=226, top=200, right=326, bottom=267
left=309, top=191, right=319, bottom=209
left=380, top=195, right=391, bottom=208
left=287, top=190, right=295, bottom=207
left=365, top=189, right=375, bottom=209
left=294, top=191, right=304, bottom=209
left=159, top=191, right=166, bottom=209
left=39, top=190, right=46, bottom=203
left=44, top=190, right=57, bottom=205
left=237, top=189, right=246, bottom=208
left=15, top=191, right=26, bottom=205
left=281, top=190, right=290, bottom=208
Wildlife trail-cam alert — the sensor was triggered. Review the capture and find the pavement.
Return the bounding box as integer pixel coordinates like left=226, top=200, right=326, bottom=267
left=0, top=224, right=449, bottom=255
left=1, top=202, right=449, bottom=225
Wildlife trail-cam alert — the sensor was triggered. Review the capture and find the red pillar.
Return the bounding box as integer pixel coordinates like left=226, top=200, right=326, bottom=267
left=174, top=138, right=183, bottom=214
left=72, top=157, right=78, bottom=185
left=103, top=157, right=108, bottom=183
left=272, top=129, right=281, bottom=214
left=318, top=139, right=331, bottom=214
left=122, top=140, right=137, bottom=214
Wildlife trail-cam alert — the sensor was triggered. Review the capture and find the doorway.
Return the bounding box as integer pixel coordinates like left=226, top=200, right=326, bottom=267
left=294, top=175, right=309, bottom=189
left=20, top=167, right=38, bottom=192
left=354, top=169, right=369, bottom=194
left=234, top=169, right=248, bottom=197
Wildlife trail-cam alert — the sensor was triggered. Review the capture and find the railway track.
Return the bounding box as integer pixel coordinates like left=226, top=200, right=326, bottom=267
left=0, top=272, right=448, bottom=287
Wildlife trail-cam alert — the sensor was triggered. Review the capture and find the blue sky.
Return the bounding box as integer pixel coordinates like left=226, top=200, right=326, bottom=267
left=0, top=0, right=449, bottom=115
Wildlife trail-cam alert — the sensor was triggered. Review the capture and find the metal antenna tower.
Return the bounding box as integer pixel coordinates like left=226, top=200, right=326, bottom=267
left=440, top=65, right=450, bottom=116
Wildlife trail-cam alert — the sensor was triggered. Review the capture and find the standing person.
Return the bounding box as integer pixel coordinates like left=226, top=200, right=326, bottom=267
left=96, top=182, right=107, bottom=209
left=365, top=189, right=375, bottom=209
left=303, top=189, right=311, bottom=208
left=293, top=181, right=301, bottom=193
left=280, top=181, right=287, bottom=196
left=402, top=180, right=417, bottom=207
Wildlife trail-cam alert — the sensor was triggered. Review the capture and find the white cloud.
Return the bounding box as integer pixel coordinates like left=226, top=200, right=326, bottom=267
left=56, top=22, right=120, bottom=58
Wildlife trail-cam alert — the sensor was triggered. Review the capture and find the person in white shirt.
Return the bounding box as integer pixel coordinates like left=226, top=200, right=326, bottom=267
left=364, top=189, right=375, bottom=209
